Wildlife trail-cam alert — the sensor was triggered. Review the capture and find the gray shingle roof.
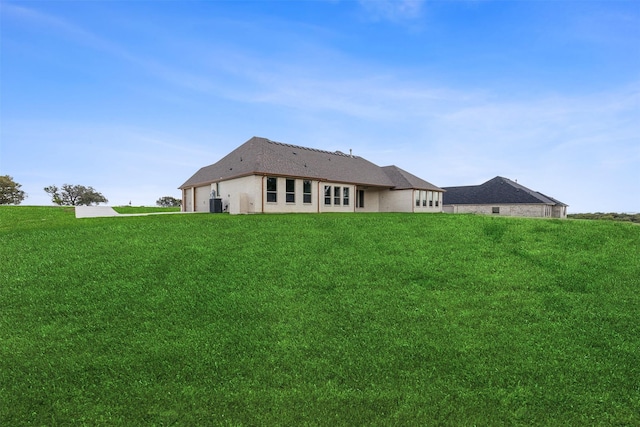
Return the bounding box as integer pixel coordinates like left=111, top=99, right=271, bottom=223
left=442, top=176, right=566, bottom=206
left=180, top=136, right=443, bottom=191
left=381, top=165, right=443, bottom=191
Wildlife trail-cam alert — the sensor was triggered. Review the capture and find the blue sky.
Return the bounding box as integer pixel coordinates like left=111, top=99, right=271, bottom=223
left=1, top=0, right=639, bottom=212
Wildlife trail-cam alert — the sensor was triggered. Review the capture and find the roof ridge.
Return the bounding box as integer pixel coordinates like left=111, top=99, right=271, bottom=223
left=501, top=178, right=551, bottom=201
left=496, top=176, right=564, bottom=204
left=381, top=165, right=443, bottom=191
left=264, top=138, right=355, bottom=158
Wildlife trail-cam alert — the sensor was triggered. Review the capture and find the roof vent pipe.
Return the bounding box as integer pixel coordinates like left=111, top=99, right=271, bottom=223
left=350, top=149, right=353, bottom=157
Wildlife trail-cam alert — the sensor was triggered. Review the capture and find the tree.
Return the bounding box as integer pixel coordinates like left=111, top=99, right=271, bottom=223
left=44, top=184, right=108, bottom=206
left=0, top=175, right=27, bottom=205
left=156, top=196, right=182, bottom=207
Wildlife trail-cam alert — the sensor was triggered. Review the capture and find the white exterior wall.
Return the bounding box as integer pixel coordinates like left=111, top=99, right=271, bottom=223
left=183, top=174, right=448, bottom=215
left=379, top=189, right=413, bottom=212
left=377, top=189, right=444, bottom=213
left=414, top=190, right=444, bottom=213
left=218, top=175, right=262, bottom=214
left=183, top=176, right=261, bottom=214
left=355, top=188, right=381, bottom=212
left=194, top=186, right=212, bottom=212
left=317, top=182, right=356, bottom=213
left=182, top=188, right=193, bottom=212
left=445, top=204, right=555, bottom=218
left=263, top=177, right=320, bottom=214
left=189, top=176, right=358, bottom=214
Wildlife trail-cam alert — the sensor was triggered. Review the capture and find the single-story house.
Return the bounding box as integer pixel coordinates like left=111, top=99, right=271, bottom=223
left=179, top=136, right=445, bottom=214
left=442, top=176, right=568, bottom=218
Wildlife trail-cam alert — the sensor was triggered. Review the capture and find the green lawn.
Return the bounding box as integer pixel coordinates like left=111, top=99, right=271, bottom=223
left=1, top=207, right=639, bottom=425
left=112, top=206, right=181, bottom=214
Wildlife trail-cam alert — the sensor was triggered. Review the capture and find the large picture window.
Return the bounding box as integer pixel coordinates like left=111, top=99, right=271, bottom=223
left=266, top=177, right=277, bottom=203
left=303, top=180, right=312, bottom=204
left=286, top=179, right=295, bottom=203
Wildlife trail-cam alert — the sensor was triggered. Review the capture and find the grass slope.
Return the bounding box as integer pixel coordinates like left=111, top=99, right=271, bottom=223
left=112, top=206, right=181, bottom=214
left=1, top=207, right=639, bottom=425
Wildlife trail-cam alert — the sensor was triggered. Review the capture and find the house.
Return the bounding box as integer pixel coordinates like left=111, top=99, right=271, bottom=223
left=442, top=176, right=568, bottom=218
left=179, top=136, right=445, bottom=214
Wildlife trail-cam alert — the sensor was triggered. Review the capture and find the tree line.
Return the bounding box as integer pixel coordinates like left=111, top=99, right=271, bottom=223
left=1, top=176, right=180, bottom=207
left=568, top=212, right=640, bottom=224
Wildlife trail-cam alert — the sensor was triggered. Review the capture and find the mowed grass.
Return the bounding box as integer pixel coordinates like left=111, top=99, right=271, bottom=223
left=112, top=206, right=181, bottom=214
left=1, top=207, right=639, bottom=426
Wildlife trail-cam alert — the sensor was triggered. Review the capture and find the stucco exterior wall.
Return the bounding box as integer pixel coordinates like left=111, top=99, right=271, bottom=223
left=355, top=188, right=381, bottom=212
left=377, top=189, right=444, bottom=213
left=379, top=189, right=412, bottom=212
left=182, top=188, right=193, bottom=212
left=261, top=177, right=321, bottom=214
left=317, top=182, right=356, bottom=213
left=182, top=174, right=448, bottom=215
left=414, top=190, right=444, bottom=213
left=194, top=186, right=212, bottom=212
left=182, top=176, right=261, bottom=213
left=218, top=175, right=262, bottom=214
left=188, top=176, right=359, bottom=214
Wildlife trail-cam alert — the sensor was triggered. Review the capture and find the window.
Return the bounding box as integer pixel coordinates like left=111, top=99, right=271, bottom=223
left=422, top=190, right=427, bottom=206
left=357, top=190, right=365, bottom=208
left=343, top=187, right=350, bottom=206
left=416, top=191, right=420, bottom=207
left=324, top=185, right=331, bottom=205
left=435, top=192, right=440, bottom=207
left=334, top=186, right=341, bottom=205
left=266, top=177, right=277, bottom=203
left=428, top=191, right=433, bottom=207
left=303, top=180, right=312, bottom=204
left=492, top=206, right=500, bottom=214
left=286, top=179, right=295, bottom=203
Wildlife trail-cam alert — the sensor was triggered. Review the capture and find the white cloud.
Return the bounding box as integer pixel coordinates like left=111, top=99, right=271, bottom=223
left=229, top=54, right=638, bottom=212
left=4, top=2, right=638, bottom=212
left=2, top=3, right=222, bottom=95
